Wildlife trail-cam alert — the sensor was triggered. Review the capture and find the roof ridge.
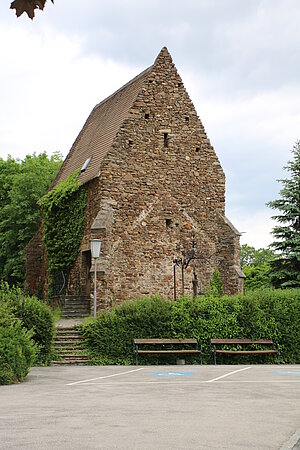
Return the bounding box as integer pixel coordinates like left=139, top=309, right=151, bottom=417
left=92, top=64, right=153, bottom=113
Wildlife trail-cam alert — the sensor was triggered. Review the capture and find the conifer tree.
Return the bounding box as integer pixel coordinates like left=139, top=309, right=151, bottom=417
left=267, top=141, right=300, bottom=288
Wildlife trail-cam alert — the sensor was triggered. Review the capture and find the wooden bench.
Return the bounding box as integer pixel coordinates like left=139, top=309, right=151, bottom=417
left=133, top=338, right=202, bottom=365
left=211, top=338, right=279, bottom=365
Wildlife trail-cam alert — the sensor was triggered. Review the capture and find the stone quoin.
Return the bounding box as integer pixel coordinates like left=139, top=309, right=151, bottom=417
left=26, top=47, right=245, bottom=311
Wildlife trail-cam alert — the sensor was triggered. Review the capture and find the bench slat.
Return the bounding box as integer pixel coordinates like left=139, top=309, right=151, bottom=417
left=134, top=339, right=197, bottom=345
left=215, top=349, right=278, bottom=355
left=137, top=349, right=200, bottom=355
left=211, top=339, right=274, bottom=345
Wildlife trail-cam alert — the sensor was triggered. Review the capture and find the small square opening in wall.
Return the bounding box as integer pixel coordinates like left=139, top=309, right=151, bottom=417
left=166, top=218, right=172, bottom=229
left=196, top=147, right=200, bottom=153
left=145, top=113, right=150, bottom=119
left=185, top=116, right=189, bottom=123
left=164, top=133, right=169, bottom=147
left=128, top=140, right=133, bottom=147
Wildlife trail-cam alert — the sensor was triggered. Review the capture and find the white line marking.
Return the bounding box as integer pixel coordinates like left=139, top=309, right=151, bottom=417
left=66, top=368, right=145, bottom=386
left=279, top=427, right=300, bottom=450
left=206, top=366, right=252, bottom=383
left=65, top=380, right=300, bottom=386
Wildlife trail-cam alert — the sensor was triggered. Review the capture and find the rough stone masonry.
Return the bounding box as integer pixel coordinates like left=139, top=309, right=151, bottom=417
left=26, top=47, right=244, bottom=311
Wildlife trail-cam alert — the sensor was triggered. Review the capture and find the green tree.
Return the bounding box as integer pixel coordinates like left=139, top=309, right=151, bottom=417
left=240, top=244, right=276, bottom=291
left=0, top=152, right=62, bottom=286
left=240, top=244, right=276, bottom=268
left=267, top=141, right=300, bottom=288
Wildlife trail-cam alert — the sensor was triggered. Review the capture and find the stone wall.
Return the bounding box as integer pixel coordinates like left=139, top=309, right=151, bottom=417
left=25, top=227, right=48, bottom=297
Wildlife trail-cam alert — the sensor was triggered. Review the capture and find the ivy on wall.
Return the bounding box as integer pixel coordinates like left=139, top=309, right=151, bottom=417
left=39, top=171, right=88, bottom=286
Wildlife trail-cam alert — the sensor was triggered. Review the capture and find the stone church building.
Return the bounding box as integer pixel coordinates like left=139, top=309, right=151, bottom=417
left=26, top=47, right=244, bottom=310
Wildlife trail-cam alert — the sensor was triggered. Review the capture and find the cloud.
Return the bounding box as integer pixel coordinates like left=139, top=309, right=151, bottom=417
left=230, top=209, right=274, bottom=248
left=0, top=24, right=142, bottom=159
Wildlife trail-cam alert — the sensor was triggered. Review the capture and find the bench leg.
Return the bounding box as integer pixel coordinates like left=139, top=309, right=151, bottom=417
left=213, top=346, right=217, bottom=365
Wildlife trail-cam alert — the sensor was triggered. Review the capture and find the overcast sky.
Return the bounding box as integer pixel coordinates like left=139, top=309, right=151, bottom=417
left=1, top=0, right=299, bottom=248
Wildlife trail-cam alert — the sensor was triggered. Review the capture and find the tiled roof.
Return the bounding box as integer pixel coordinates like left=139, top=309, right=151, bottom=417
left=54, top=65, right=153, bottom=186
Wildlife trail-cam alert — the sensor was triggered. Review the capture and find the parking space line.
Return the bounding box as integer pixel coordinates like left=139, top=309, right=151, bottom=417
left=206, top=366, right=251, bottom=383
left=66, top=367, right=145, bottom=386
left=66, top=379, right=300, bottom=386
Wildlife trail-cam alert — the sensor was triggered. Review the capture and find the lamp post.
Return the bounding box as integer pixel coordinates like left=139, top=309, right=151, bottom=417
left=90, top=239, right=102, bottom=318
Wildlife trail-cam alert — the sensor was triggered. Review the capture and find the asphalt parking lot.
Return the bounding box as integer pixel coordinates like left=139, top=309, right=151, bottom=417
left=1, top=364, right=300, bottom=449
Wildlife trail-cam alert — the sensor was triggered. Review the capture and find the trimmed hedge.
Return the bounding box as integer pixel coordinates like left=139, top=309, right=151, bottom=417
left=0, top=283, right=55, bottom=365
left=80, top=289, right=300, bottom=365
left=0, top=322, right=36, bottom=384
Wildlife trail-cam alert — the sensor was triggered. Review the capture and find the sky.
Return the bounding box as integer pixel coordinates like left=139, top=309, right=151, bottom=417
left=1, top=0, right=299, bottom=248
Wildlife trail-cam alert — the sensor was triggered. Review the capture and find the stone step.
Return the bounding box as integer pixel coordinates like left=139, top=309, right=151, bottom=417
left=56, top=328, right=82, bottom=333
left=61, top=295, right=91, bottom=319
left=62, top=310, right=90, bottom=316
left=61, top=310, right=91, bottom=318
left=55, top=353, right=88, bottom=358
left=63, top=306, right=90, bottom=312
left=63, top=301, right=90, bottom=305
left=52, top=359, right=88, bottom=365
left=55, top=332, right=82, bottom=337
left=54, top=348, right=85, bottom=354
left=56, top=326, right=82, bottom=332
left=63, top=299, right=90, bottom=305
left=54, top=334, right=82, bottom=343
left=54, top=339, right=83, bottom=345
left=53, top=324, right=89, bottom=365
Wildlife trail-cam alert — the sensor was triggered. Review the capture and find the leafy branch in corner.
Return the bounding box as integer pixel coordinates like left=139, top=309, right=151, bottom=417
left=10, top=0, right=54, bottom=20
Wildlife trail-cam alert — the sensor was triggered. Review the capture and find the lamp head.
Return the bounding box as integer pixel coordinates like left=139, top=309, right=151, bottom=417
left=90, top=239, right=102, bottom=258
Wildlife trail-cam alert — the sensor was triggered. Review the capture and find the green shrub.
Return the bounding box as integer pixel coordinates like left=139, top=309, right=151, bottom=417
left=81, top=295, right=172, bottom=364
left=0, top=322, right=36, bottom=384
left=0, top=282, right=55, bottom=365
left=205, top=268, right=224, bottom=297
left=80, top=289, right=300, bottom=365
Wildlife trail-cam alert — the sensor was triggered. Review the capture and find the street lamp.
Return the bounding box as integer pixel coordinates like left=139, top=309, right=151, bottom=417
left=90, top=239, right=102, bottom=318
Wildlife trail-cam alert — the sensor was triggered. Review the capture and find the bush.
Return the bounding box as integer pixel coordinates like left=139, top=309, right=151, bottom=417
left=80, top=289, right=300, bottom=365
left=81, top=295, right=172, bottom=364
left=0, top=322, right=36, bottom=384
left=0, top=282, right=55, bottom=365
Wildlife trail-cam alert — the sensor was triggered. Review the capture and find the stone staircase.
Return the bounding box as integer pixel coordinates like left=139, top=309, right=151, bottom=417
left=61, top=295, right=90, bottom=318
left=52, top=327, right=89, bottom=365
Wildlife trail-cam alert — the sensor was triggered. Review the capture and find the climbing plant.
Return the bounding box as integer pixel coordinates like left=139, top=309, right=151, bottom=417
left=39, top=170, right=88, bottom=290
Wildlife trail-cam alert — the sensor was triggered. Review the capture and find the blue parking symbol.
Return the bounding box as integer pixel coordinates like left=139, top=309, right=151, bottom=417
left=270, top=371, right=300, bottom=375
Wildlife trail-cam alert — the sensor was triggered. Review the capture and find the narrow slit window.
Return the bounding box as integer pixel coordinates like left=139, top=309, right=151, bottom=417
left=166, top=219, right=172, bottom=229
left=164, top=133, right=168, bottom=148
left=128, top=140, right=133, bottom=147
left=145, top=113, right=149, bottom=119
left=196, top=147, right=200, bottom=153
left=185, top=116, right=189, bottom=123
